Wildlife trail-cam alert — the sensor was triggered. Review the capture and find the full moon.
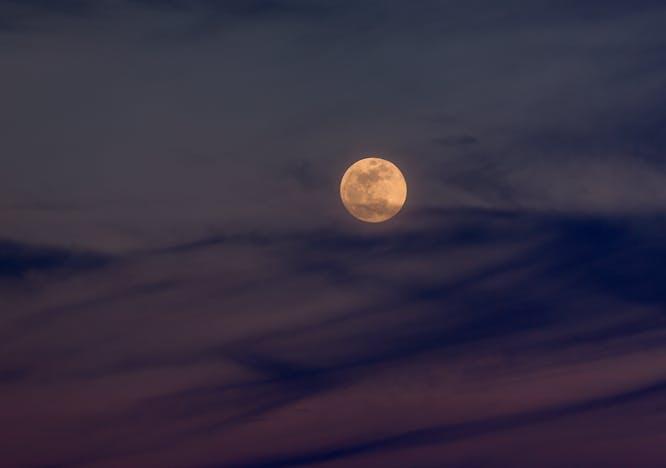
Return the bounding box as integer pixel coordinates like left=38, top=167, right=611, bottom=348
left=340, top=157, right=407, bottom=223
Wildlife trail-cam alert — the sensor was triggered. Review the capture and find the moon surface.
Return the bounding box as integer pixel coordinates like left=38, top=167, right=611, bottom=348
left=340, top=157, right=407, bottom=223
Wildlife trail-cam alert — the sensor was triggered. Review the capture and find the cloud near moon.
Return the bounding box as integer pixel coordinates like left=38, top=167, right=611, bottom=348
left=340, top=157, right=407, bottom=223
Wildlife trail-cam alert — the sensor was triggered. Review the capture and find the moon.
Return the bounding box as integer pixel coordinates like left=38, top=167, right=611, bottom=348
left=340, top=157, right=407, bottom=223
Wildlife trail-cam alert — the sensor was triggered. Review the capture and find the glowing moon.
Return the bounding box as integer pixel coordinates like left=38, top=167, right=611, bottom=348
left=340, top=157, right=407, bottom=223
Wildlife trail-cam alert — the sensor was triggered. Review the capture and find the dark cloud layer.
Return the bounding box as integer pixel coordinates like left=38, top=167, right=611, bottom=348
left=0, top=240, right=109, bottom=278
left=2, top=210, right=666, bottom=466
left=1, top=1, right=666, bottom=466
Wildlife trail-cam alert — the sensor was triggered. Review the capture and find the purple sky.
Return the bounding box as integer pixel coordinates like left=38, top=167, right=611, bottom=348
left=1, top=1, right=666, bottom=466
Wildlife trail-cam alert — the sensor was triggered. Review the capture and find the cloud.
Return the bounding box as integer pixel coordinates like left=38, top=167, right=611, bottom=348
left=1, top=0, right=665, bottom=251
left=231, top=378, right=666, bottom=467
left=0, top=239, right=110, bottom=279
left=2, top=3, right=666, bottom=464
left=2, top=209, right=666, bottom=465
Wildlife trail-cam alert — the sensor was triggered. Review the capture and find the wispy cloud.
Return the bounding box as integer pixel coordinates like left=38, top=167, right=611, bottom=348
left=2, top=210, right=666, bottom=465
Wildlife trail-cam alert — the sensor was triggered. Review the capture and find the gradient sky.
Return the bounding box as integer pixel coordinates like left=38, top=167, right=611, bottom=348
left=2, top=1, right=666, bottom=467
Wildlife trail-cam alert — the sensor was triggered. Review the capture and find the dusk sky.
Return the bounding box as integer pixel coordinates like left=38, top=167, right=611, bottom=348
left=2, top=1, right=666, bottom=466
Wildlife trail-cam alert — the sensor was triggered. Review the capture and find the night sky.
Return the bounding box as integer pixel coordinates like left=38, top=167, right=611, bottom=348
left=2, top=1, right=666, bottom=466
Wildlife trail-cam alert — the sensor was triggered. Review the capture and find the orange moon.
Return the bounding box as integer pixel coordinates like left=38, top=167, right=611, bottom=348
left=340, top=157, right=407, bottom=223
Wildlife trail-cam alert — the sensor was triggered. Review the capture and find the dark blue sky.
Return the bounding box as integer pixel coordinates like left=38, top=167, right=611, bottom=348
left=1, top=1, right=666, bottom=466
